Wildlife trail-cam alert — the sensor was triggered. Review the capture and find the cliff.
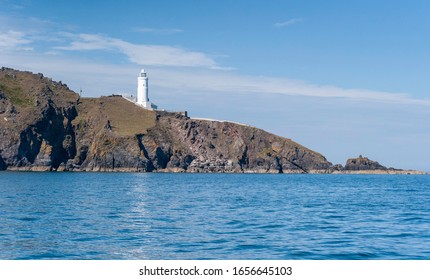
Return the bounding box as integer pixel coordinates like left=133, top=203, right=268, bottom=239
left=0, top=67, right=333, bottom=173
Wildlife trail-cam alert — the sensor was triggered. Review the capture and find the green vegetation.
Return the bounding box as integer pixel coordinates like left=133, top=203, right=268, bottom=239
left=0, top=79, right=32, bottom=107
left=75, top=96, right=157, bottom=137
left=101, top=97, right=157, bottom=136
left=76, top=119, right=86, bottom=132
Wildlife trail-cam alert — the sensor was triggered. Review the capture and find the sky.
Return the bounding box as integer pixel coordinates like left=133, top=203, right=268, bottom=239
left=1, top=0, right=430, bottom=170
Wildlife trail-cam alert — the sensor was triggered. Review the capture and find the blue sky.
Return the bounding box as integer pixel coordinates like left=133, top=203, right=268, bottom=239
left=1, top=0, right=430, bottom=170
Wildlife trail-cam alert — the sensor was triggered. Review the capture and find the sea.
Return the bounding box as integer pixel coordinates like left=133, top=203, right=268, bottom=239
left=0, top=172, right=429, bottom=260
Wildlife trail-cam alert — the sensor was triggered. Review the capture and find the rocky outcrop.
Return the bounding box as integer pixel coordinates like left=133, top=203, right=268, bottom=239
left=344, top=155, right=387, bottom=171
left=338, top=156, right=426, bottom=174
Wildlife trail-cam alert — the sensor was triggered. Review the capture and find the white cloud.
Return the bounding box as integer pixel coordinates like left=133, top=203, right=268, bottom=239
left=150, top=69, right=430, bottom=106
left=0, top=30, right=32, bottom=50
left=3, top=37, right=430, bottom=107
left=55, top=33, right=220, bottom=68
left=274, top=18, right=304, bottom=28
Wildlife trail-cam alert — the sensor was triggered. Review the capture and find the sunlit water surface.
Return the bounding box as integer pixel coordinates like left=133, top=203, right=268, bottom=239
left=0, top=172, right=429, bottom=259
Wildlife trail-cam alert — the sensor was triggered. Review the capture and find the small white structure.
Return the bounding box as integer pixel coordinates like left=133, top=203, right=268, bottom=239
left=137, top=69, right=157, bottom=109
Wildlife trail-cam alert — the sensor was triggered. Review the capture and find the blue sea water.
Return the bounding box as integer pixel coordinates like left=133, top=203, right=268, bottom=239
left=0, top=172, right=429, bottom=260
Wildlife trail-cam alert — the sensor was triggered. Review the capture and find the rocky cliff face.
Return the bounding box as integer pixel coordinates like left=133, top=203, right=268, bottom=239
left=142, top=113, right=332, bottom=173
left=0, top=67, right=335, bottom=173
left=0, top=68, right=78, bottom=171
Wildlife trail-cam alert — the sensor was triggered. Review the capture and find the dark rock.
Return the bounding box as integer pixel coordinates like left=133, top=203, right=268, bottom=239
left=330, top=164, right=344, bottom=171
left=104, top=120, right=112, bottom=130
left=344, top=155, right=387, bottom=171
left=0, top=155, right=6, bottom=170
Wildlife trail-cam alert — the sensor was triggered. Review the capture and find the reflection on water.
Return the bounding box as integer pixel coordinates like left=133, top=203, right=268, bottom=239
left=0, top=172, right=429, bottom=259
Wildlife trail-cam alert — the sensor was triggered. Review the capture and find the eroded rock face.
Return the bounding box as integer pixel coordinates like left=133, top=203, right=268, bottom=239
left=141, top=114, right=332, bottom=173
left=0, top=68, right=333, bottom=173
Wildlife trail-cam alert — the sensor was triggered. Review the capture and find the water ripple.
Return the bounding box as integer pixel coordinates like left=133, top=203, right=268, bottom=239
left=0, top=173, right=429, bottom=259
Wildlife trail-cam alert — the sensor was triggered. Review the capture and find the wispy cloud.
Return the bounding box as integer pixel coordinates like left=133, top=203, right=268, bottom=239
left=150, top=69, right=430, bottom=106
left=274, top=18, right=304, bottom=28
left=54, top=33, right=221, bottom=68
left=3, top=43, right=430, bottom=107
left=0, top=30, right=32, bottom=50
left=134, top=27, right=184, bottom=35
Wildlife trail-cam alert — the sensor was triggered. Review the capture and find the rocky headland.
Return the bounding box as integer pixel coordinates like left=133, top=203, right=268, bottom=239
left=332, top=156, right=425, bottom=174
left=0, top=67, right=426, bottom=174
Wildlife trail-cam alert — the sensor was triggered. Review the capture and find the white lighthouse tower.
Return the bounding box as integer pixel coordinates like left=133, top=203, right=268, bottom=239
left=137, top=69, right=156, bottom=109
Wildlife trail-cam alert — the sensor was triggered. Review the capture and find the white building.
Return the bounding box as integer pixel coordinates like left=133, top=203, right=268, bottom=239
left=137, top=69, right=157, bottom=109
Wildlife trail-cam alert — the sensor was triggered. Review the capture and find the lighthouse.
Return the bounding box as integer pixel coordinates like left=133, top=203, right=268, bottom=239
left=137, top=69, right=156, bottom=109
